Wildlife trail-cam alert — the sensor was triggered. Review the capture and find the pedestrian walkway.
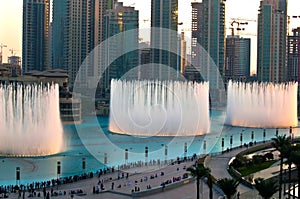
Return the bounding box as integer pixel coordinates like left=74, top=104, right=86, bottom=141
left=5, top=158, right=223, bottom=199
left=205, top=147, right=253, bottom=195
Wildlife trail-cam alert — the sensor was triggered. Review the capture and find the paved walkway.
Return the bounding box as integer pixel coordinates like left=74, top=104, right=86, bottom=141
left=5, top=159, right=223, bottom=199
left=205, top=147, right=253, bottom=195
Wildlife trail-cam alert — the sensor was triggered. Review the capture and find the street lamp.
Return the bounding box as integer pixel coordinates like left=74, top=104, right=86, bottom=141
left=16, top=167, right=20, bottom=186
left=164, top=145, right=168, bottom=164
left=82, top=158, right=86, bottom=174
left=184, top=142, right=187, bottom=160
left=221, top=138, right=224, bottom=153
left=145, top=146, right=148, bottom=166
left=57, top=161, right=61, bottom=190
left=240, top=133, right=243, bottom=147
left=125, top=149, right=128, bottom=164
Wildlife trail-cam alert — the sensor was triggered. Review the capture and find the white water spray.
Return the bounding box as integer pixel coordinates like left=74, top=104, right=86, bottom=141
left=109, top=79, right=210, bottom=136
left=225, top=80, right=298, bottom=128
left=0, top=83, right=64, bottom=156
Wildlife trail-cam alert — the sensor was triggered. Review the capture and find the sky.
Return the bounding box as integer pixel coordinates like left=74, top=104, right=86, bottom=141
left=1, top=0, right=300, bottom=75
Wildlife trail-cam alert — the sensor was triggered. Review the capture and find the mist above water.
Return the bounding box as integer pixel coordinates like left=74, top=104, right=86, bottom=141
left=109, top=79, right=210, bottom=136
left=0, top=83, right=64, bottom=156
left=225, top=80, right=298, bottom=128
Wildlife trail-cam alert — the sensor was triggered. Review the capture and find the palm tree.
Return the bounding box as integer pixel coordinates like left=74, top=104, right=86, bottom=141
left=254, top=178, right=279, bottom=199
left=187, top=163, right=212, bottom=199
left=271, top=135, right=291, bottom=199
left=217, top=178, right=239, bottom=199
left=283, top=143, right=293, bottom=199
left=289, top=147, right=300, bottom=198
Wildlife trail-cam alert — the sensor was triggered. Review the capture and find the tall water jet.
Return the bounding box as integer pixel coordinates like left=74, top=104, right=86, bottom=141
left=0, top=83, right=64, bottom=156
left=225, top=80, right=298, bottom=128
left=109, top=79, right=210, bottom=136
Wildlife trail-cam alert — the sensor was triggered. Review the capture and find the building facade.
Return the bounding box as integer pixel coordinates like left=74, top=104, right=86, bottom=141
left=22, top=0, right=50, bottom=73
left=225, top=35, right=251, bottom=82
left=52, top=0, right=115, bottom=88
left=191, top=0, right=226, bottom=88
left=150, top=0, right=178, bottom=80
left=287, top=27, right=300, bottom=83
left=257, top=0, right=287, bottom=83
left=51, top=0, right=67, bottom=70
left=102, top=2, right=139, bottom=90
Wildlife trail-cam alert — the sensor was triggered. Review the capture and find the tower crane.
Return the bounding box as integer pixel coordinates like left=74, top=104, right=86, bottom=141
left=0, top=43, right=7, bottom=64
left=229, top=18, right=257, bottom=37
left=9, top=48, right=18, bottom=56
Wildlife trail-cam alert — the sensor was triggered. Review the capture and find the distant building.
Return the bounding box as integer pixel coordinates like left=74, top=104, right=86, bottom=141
left=257, top=0, right=288, bottom=83
left=287, top=27, right=300, bottom=83
left=179, top=32, right=187, bottom=74
left=191, top=0, right=226, bottom=107
left=184, top=65, right=202, bottom=82
left=151, top=0, right=178, bottom=79
left=22, top=0, right=50, bottom=73
left=51, top=0, right=67, bottom=70
left=225, top=35, right=251, bottom=82
left=102, top=2, right=139, bottom=91
left=58, top=0, right=115, bottom=88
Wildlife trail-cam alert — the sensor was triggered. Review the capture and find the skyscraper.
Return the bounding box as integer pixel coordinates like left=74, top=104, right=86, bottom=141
left=191, top=0, right=226, bottom=89
left=103, top=2, right=139, bottom=89
left=22, top=0, right=50, bottom=73
left=52, top=0, right=67, bottom=69
left=150, top=0, right=178, bottom=79
left=225, top=35, right=251, bottom=82
left=191, top=2, right=202, bottom=70
left=52, top=0, right=115, bottom=87
left=257, top=0, right=288, bottom=83
left=287, top=27, right=300, bottom=83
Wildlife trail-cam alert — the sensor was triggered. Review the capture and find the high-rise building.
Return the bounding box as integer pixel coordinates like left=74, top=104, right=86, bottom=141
left=22, top=0, right=50, bottom=73
left=52, top=0, right=115, bottom=87
left=257, top=0, right=287, bottom=83
left=179, top=31, right=187, bottom=74
left=191, top=0, right=226, bottom=89
left=225, top=35, right=251, bottom=82
left=150, top=0, right=178, bottom=79
left=287, top=27, right=300, bottom=83
left=191, top=2, right=202, bottom=70
left=51, top=0, right=67, bottom=69
left=102, top=2, right=139, bottom=89
left=191, top=0, right=226, bottom=107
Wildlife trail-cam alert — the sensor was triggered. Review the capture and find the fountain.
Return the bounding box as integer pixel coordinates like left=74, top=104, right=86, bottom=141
left=0, top=83, right=64, bottom=156
left=225, top=80, right=298, bottom=128
left=109, top=79, right=210, bottom=136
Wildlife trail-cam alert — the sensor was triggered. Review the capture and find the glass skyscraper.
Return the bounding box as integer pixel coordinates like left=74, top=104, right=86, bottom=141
left=150, top=0, right=178, bottom=80
left=257, top=0, right=287, bottom=83
left=22, top=0, right=50, bottom=73
left=102, top=2, right=139, bottom=90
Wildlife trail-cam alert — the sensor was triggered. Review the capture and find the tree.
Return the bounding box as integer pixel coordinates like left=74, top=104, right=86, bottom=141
left=187, top=163, right=212, bottom=199
left=283, top=143, right=293, bottom=199
left=217, top=178, right=239, bottom=199
left=254, top=178, right=279, bottom=199
left=271, top=135, right=291, bottom=199
left=289, top=147, right=300, bottom=198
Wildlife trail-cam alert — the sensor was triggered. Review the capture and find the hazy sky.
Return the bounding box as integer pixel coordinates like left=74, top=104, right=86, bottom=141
left=1, top=0, right=300, bottom=74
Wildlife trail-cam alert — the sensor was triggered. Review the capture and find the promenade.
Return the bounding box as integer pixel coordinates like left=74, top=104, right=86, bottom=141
left=3, top=142, right=292, bottom=199
left=5, top=158, right=223, bottom=199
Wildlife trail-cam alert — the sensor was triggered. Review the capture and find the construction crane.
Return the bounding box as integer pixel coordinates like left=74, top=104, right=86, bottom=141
left=229, top=18, right=256, bottom=37
left=0, top=43, right=7, bottom=64
left=9, top=48, right=19, bottom=56
left=288, top=15, right=300, bottom=35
